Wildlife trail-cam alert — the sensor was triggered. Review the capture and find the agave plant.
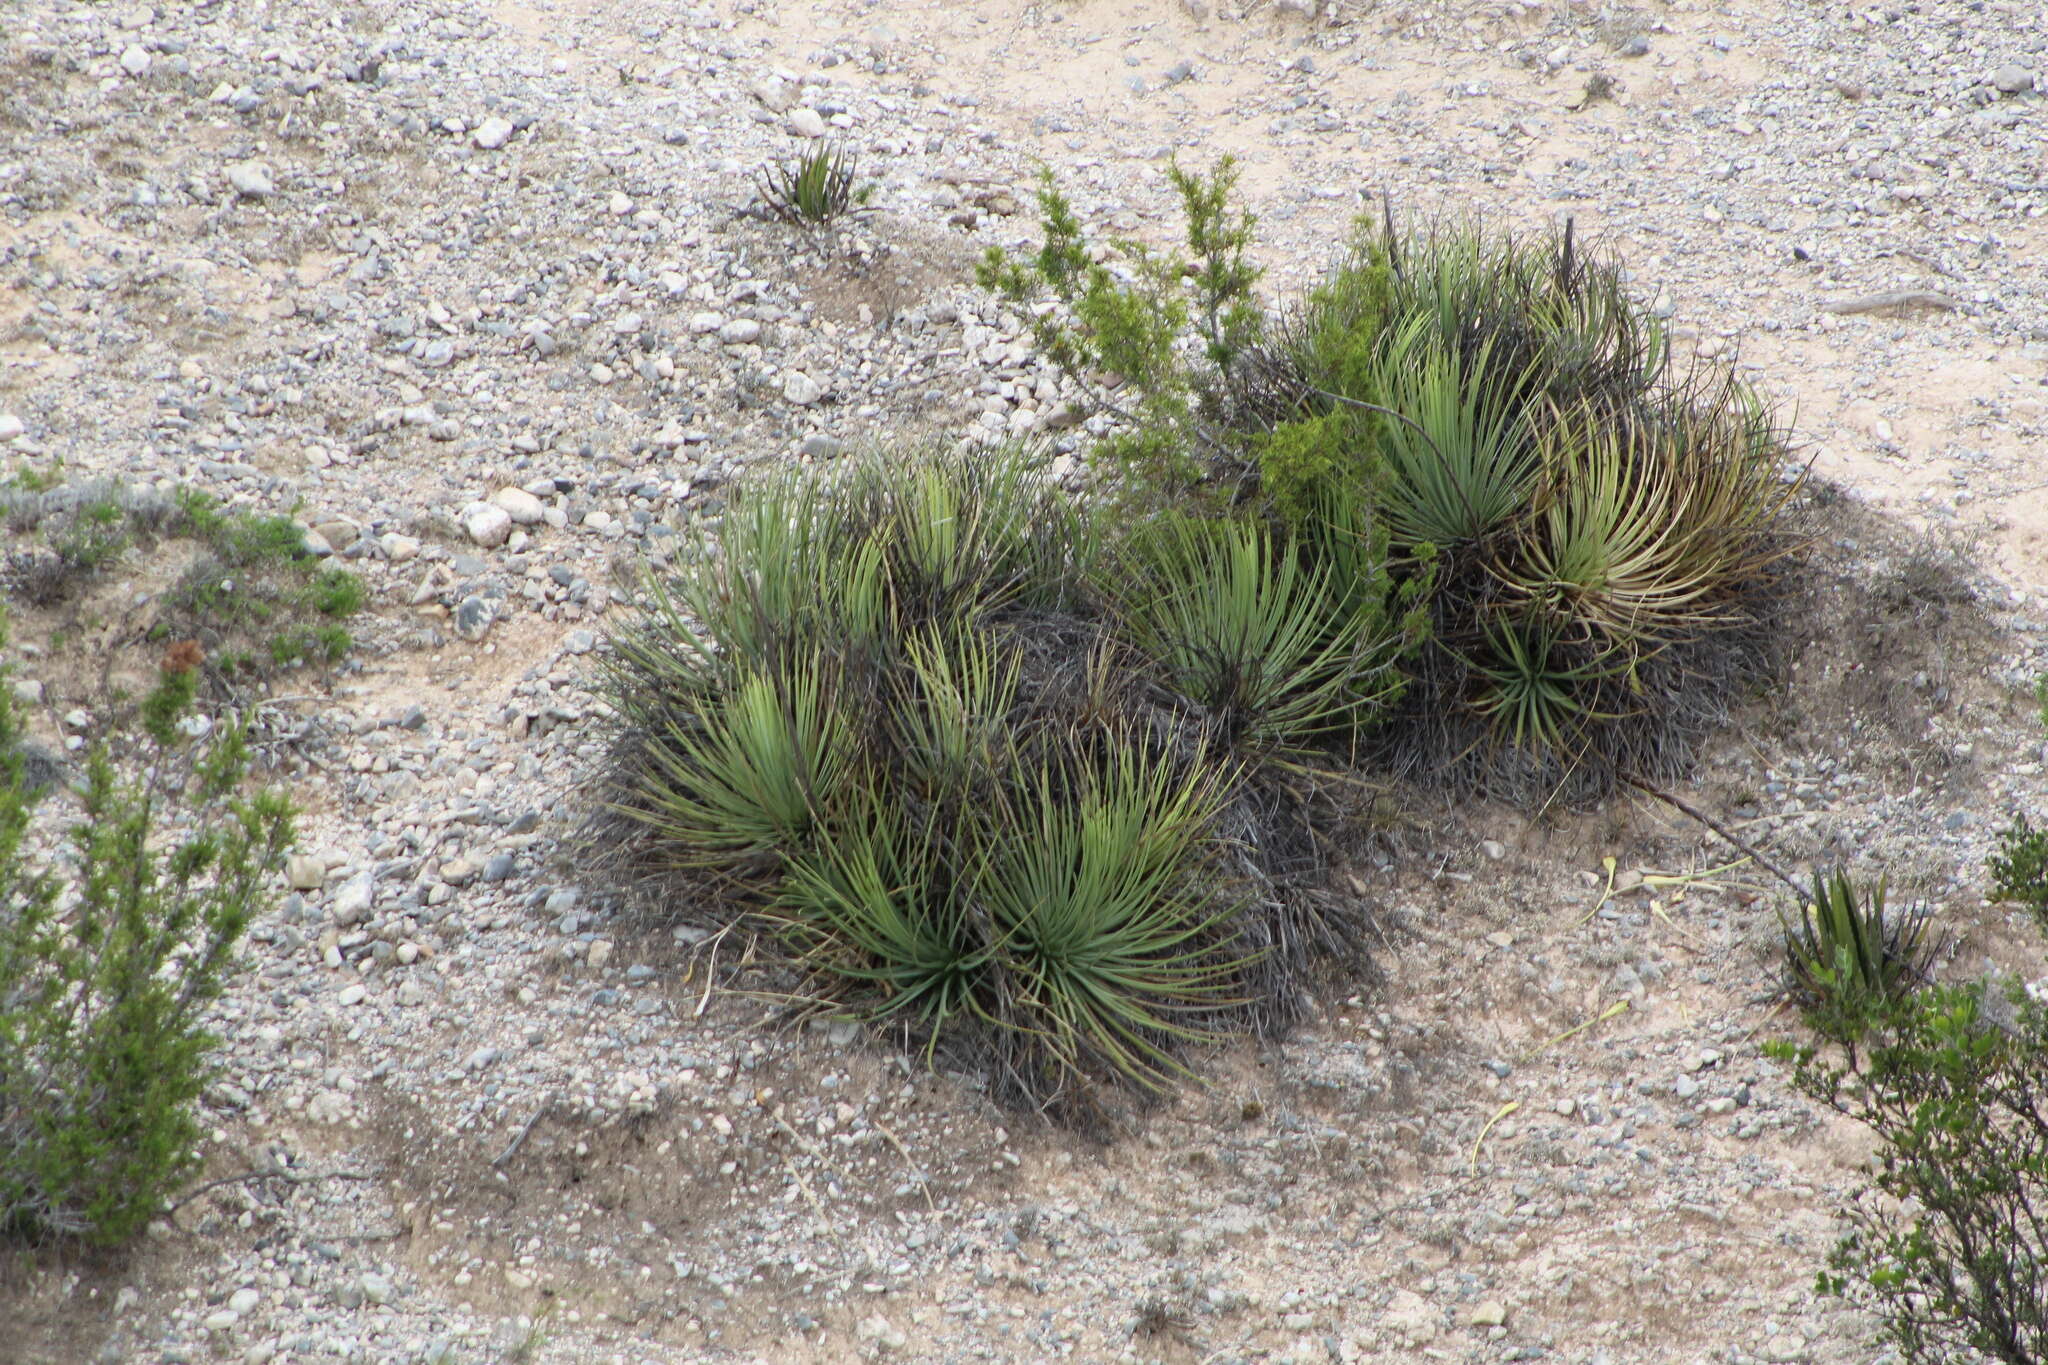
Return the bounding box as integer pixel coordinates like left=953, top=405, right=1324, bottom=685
left=1110, top=515, right=1405, bottom=754
left=757, top=144, right=871, bottom=226
left=1781, top=867, right=1940, bottom=1040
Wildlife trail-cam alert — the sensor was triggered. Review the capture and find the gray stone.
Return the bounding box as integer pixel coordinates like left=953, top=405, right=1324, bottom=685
left=473, top=116, right=515, bottom=149
left=287, top=854, right=326, bottom=891
left=454, top=595, right=494, bottom=641
left=482, top=852, right=516, bottom=882
left=0, top=414, right=22, bottom=441
left=788, top=107, right=828, bottom=138
left=120, top=45, right=151, bottom=77
left=492, top=486, right=545, bottom=525
left=718, top=318, right=762, bottom=344
left=227, top=161, right=275, bottom=199
left=332, top=876, right=374, bottom=926
left=1164, top=59, right=1194, bottom=84
left=460, top=502, right=513, bottom=548
left=800, top=434, right=843, bottom=458
left=1993, top=64, right=2036, bottom=94
left=782, top=371, right=824, bottom=405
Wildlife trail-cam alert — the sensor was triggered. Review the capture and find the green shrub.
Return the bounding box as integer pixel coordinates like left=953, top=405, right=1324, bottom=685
left=0, top=638, right=291, bottom=1246
left=1769, top=981, right=2048, bottom=1364
left=985, top=168, right=1800, bottom=804
left=1780, top=867, right=1939, bottom=1042
left=1988, top=814, right=2048, bottom=932
left=156, top=493, right=364, bottom=690
left=757, top=144, right=871, bottom=226
left=594, top=445, right=1408, bottom=1113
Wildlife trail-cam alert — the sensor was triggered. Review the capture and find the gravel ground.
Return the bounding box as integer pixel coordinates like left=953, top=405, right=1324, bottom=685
left=4, top=1, right=2048, bottom=1363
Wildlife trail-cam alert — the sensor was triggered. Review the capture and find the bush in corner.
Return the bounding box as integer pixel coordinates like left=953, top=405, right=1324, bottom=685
left=0, top=632, right=291, bottom=1247
left=1770, top=981, right=2048, bottom=1364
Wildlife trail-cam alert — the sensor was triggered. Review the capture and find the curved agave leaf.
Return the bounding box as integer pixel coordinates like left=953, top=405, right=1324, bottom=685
left=1111, top=515, right=1404, bottom=752
left=970, top=737, right=1249, bottom=1090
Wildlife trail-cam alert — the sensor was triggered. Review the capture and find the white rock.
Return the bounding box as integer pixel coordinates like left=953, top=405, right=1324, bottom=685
left=788, top=107, right=828, bottom=138
left=120, top=44, right=151, bottom=77
left=336, top=983, right=366, bottom=1007
left=752, top=78, right=795, bottom=112
left=719, top=318, right=762, bottom=344
left=460, top=502, right=513, bottom=548
left=782, top=371, right=824, bottom=405
left=491, top=486, right=545, bottom=525
left=228, top=1288, right=261, bottom=1315
left=688, top=311, right=725, bottom=334
left=381, top=532, right=420, bottom=562
left=11, top=679, right=42, bottom=705
left=332, top=876, right=374, bottom=925
left=608, top=191, right=634, bottom=216
left=286, top=854, right=326, bottom=891
left=227, top=161, right=275, bottom=199
left=472, top=116, right=515, bottom=150
left=0, top=414, right=22, bottom=441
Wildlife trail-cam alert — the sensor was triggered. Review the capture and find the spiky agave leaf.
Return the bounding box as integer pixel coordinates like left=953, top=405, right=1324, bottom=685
left=757, top=144, right=870, bottom=225
left=1781, top=868, right=1939, bottom=1037
left=887, top=623, right=1024, bottom=798
left=778, top=798, right=994, bottom=1036
left=1111, top=515, right=1404, bottom=753
left=1369, top=318, right=1541, bottom=550
left=972, top=734, right=1249, bottom=1091
left=1465, top=616, right=1634, bottom=758
left=614, top=657, right=858, bottom=868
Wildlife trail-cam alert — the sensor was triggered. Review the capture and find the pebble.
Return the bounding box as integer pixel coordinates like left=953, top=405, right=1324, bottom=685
left=473, top=116, right=516, bottom=149
left=492, top=486, right=546, bottom=525
left=226, top=161, right=276, bottom=199
left=718, top=318, right=762, bottom=344
left=120, top=44, right=151, bottom=76
left=782, top=371, right=825, bottom=405
left=286, top=854, right=326, bottom=891
left=0, top=414, right=21, bottom=441
left=1992, top=64, right=2035, bottom=94
left=788, top=107, right=828, bottom=138
left=460, top=502, right=514, bottom=548
left=331, top=876, right=374, bottom=926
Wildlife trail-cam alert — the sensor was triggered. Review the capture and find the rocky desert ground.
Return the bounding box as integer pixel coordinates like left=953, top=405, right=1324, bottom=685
left=4, top=0, right=2048, bottom=1362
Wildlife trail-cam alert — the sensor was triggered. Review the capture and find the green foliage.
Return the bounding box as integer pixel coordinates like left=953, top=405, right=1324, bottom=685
left=757, top=144, right=872, bottom=226
left=977, top=156, right=1266, bottom=495
left=0, top=643, right=291, bottom=1246
left=1988, top=815, right=2048, bottom=933
left=991, top=167, right=1797, bottom=802
left=596, top=446, right=1401, bottom=1114
left=1779, top=868, right=1938, bottom=1042
left=157, top=493, right=365, bottom=688
left=1770, top=981, right=2048, bottom=1364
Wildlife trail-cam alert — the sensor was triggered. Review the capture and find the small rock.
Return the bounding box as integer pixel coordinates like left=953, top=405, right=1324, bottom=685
left=1470, top=1301, right=1507, bottom=1328
left=460, top=502, right=513, bottom=548
left=228, top=1289, right=261, bottom=1315
left=782, top=371, right=825, bottom=405
left=454, top=595, right=494, bottom=642
left=0, top=414, right=22, bottom=441
left=120, top=45, right=151, bottom=77
left=800, top=433, right=843, bottom=459
left=688, top=311, right=725, bottom=334
left=856, top=1315, right=907, bottom=1350
left=788, top=107, right=828, bottom=138
left=227, top=161, right=275, bottom=199
left=1993, top=64, right=2036, bottom=95
left=11, top=678, right=43, bottom=706
left=286, top=854, right=326, bottom=891
left=359, top=1274, right=392, bottom=1307
left=481, top=853, right=516, bottom=882
left=332, top=876, right=374, bottom=926
left=473, top=116, right=516, bottom=149
left=492, top=487, right=545, bottom=525
left=587, top=939, right=614, bottom=971
left=337, top=983, right=366, bottom=1008
left=718, top=318, right=762, bottom=344
left=1164, top=59, right=1195, bottom=83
